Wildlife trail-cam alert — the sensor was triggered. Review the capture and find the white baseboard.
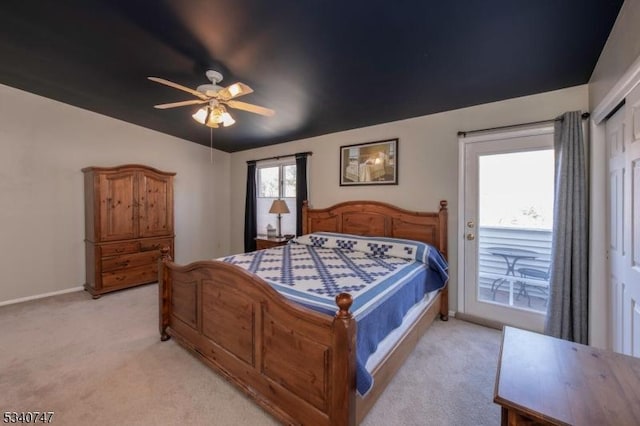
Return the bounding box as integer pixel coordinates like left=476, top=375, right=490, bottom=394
left=0, top=286, right=84, bottom=307
left=449, top=310, right=456, bottom=318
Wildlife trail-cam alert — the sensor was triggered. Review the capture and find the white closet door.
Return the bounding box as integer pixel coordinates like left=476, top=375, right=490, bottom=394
left=608, top=82, right=640, bottom=356
left=623, top=83, right=640, bottom=356
left=606, top=103, right=626, bottom=353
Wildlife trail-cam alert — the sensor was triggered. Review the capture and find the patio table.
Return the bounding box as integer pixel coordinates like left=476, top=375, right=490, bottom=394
left=487, top=246, right=538, bottom=302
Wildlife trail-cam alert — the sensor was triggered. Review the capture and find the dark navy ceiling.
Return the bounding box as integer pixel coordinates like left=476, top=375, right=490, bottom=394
left=0, top=1, right=623, bottom=152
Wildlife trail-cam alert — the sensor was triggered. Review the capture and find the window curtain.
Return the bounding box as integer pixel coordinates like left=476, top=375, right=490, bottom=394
left=545, top=111, right=588, bottom=343
left=244, top=161, right=257, bottom=252
left=295, top=153, right=309, bottom=236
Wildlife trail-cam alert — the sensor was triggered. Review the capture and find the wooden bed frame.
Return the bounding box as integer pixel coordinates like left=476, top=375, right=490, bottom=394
left=158, top=200, right=448, bottom=425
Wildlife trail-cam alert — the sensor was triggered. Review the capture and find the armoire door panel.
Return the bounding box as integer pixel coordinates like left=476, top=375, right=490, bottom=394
left=98, top=172, right=138, bottom=241
left=139, top=171, right=174, bottom=238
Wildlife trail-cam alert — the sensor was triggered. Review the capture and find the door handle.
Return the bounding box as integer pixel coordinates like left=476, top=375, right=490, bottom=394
left=466, top=233, right=475, bottom=241
left=467, top=220, right=475, bottom=228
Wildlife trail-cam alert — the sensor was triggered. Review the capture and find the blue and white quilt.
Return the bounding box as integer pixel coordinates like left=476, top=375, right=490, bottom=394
left=221, top=232, right=448, bottom=395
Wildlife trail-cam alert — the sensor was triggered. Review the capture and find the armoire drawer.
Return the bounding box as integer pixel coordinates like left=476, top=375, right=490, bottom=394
left=101, top=241, right=140, bottom=257
left=102, top=264, right=158, bottom=288
left=102, top=250, right=161, bottom=273
left=140, top=238, right=173, bottom=252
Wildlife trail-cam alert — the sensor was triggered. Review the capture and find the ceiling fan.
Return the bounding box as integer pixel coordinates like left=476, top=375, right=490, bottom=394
left=148, top=70, right=275, bottom=128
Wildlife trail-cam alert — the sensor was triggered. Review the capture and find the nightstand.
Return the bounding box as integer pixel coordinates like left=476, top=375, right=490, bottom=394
left=255, top=236, right=289, bottom=250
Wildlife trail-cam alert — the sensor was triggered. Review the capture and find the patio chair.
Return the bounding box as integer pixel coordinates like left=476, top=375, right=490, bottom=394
left=516, top=266, right=551, bottom=307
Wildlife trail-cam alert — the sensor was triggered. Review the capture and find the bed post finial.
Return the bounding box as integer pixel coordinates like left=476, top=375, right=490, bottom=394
left=335, top=293, right=353, bottom=319
left=160, top=246, right=172, bottom=262
left=439, top=200, right=448, bottom=210
left=331, top=292, right=356, bottom=425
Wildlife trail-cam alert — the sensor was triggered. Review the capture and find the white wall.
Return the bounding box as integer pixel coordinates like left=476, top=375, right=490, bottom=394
left=0, top=83, right=231, bottom=303
left=229, top=85, right=589, bottom=310
left=589, top=0, right=640, bottom=111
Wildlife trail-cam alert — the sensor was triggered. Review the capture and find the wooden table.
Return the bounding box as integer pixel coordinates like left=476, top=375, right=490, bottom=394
left=255, top=236, right=289, bottom=250
left=494, top=326, right=640, bottom=425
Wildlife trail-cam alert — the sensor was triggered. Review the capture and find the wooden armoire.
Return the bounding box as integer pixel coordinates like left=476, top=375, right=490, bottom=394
left=83, top=164, right=175, bottom=298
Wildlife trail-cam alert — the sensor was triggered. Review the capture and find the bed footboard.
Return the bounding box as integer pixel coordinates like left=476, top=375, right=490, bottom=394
left=158, top=248, right=356, bottom=425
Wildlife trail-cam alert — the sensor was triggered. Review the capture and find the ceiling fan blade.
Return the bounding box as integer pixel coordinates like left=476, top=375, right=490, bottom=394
left=217, top=82, right=254, bottom=101
left=154, top=99, right=209, bottom=109
left=148, top=77, right=208, bottom=100
left=226, top=100, right=275, bottom=116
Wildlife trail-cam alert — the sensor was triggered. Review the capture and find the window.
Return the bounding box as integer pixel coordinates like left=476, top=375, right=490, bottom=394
left=257, top=160, right=296, bottom=236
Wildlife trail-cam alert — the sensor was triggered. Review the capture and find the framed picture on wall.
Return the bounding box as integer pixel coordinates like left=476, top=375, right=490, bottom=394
left=340, top=138, right=398, bottom=186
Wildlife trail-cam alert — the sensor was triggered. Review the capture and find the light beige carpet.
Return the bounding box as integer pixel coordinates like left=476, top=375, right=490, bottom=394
left=0, top=284, right=501, bottom=425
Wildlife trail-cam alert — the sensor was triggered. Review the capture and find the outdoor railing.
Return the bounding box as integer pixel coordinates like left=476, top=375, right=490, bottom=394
left=478, top=226, right=552, bottom=306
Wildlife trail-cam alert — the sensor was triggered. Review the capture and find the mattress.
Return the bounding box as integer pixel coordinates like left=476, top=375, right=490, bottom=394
left=365, top=289, right=439, bottom=372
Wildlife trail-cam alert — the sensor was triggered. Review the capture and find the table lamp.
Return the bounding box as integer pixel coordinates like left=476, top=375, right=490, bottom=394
left=268, top=199, right=290, bottom=238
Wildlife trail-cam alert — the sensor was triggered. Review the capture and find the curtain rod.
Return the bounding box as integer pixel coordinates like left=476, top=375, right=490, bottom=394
left=247, top=151, right=312, bottom=164
left=457, top=112, right=590, bottom=137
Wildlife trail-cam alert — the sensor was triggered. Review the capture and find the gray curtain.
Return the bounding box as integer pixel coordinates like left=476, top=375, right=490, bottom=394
left=244, top=161, right=257, bottom=252
left=295, top=153, right=309, bottom=236
left=544, top=111, right=588, bottom=343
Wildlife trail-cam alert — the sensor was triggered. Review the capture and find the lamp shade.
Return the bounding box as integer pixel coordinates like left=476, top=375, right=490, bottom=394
left=269, top=199, right=290, bottom=214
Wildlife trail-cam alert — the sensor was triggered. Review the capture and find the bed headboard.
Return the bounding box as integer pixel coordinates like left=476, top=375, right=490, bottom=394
left=302, top=200, right=448, bottom=259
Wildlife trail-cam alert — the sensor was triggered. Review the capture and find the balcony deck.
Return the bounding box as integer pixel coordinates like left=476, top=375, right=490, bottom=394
left=478, top=226, right=551, bottom=313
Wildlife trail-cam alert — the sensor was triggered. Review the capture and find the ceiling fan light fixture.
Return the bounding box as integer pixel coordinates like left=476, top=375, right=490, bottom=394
left=192, top=107, right=208, bottom=124
left=193, top=105, right=233, bottom=128
left=150, top=70, right=272, bottom=128
left=221, top=111, right=235, bottom=127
